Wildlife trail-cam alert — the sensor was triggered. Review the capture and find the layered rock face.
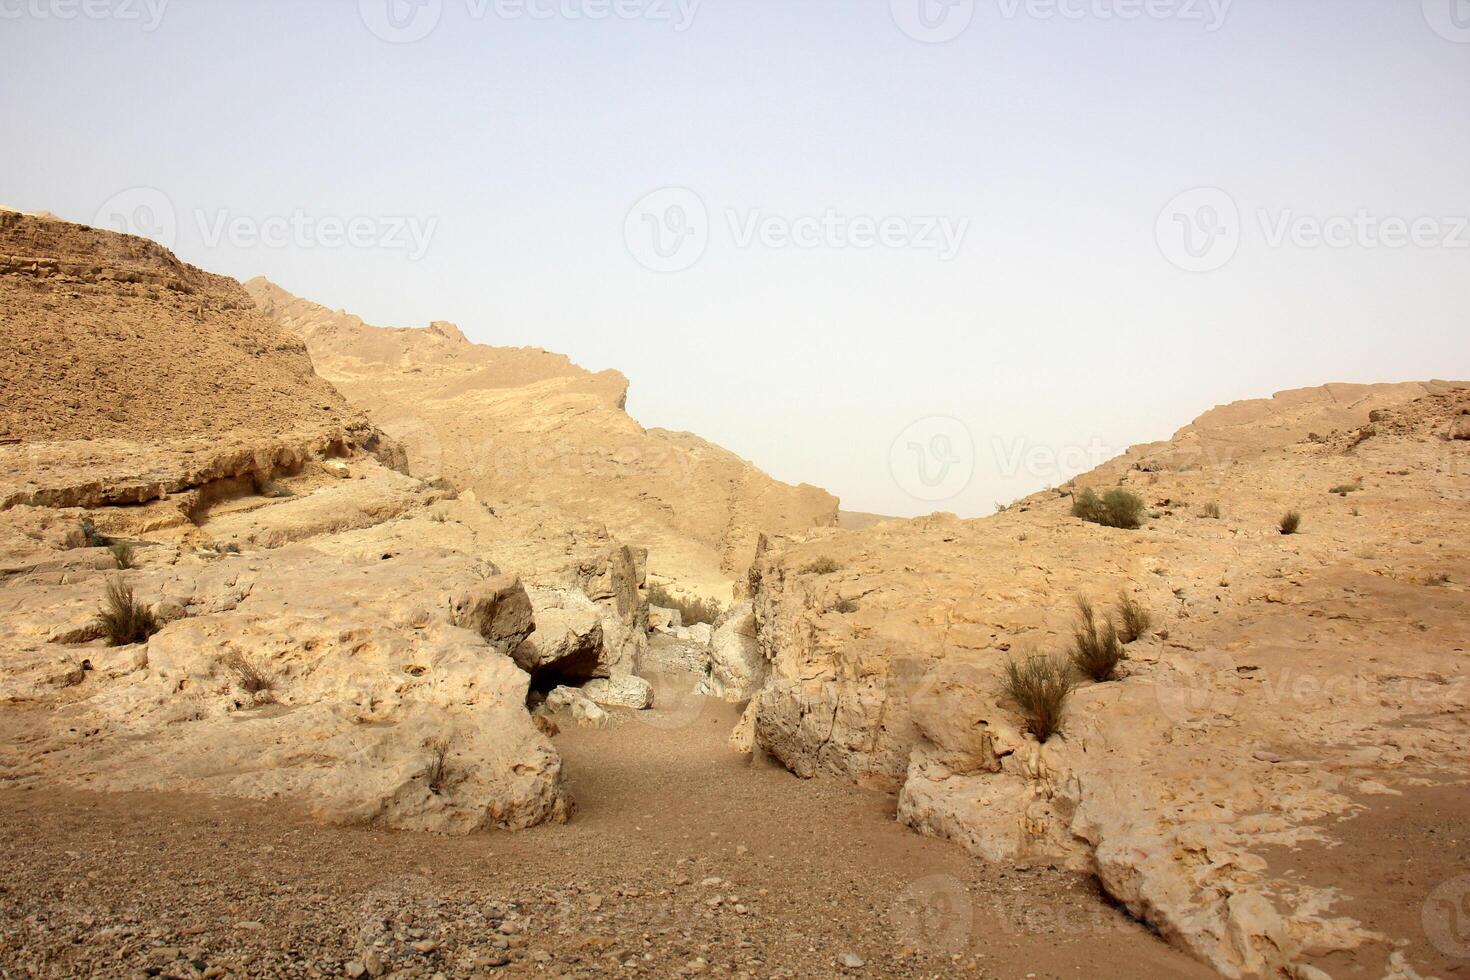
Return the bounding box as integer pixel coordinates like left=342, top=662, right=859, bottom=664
left=0, top=211, right=391, bottom=510
left=742, top=383, right=1470, bottom=977
left=245, top=278, right=838, bottom=596
left=0, top=211, right=651, bottom=832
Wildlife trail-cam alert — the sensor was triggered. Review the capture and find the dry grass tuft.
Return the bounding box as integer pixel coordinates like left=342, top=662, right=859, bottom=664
left=1069, top=597, right=1127, bottom=681
left=109, top=542, right=136, bottom=569
left=803, top=556, right=842, bottom=575
left=424, top=736, right=454, bottom=795
left=1198, top=501, right=1222, bottom=519
left=222, top=651, right=274, bottom=695
left=1115, top=591, right=1153, bottom=644
left=1279, top=511, right=1302, bottom=535
left=1001, top=655, right=1076, bottom=742
left=95, top=578, right=159, bottom=647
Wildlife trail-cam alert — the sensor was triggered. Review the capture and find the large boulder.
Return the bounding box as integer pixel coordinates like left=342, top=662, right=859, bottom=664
left=696, top=601, right=765, bottom=702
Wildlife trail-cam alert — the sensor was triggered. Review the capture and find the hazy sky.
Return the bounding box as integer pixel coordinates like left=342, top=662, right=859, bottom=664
left=4, top=0, right=1468, bottom=517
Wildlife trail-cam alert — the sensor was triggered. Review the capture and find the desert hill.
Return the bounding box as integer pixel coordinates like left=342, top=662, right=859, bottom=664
left=244, top=277, right=839, bottom=599
left=733, top=379, right=1470, bottom=977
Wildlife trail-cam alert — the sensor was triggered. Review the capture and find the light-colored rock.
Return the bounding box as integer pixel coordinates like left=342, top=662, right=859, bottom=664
left=581, top=675, right=654, bottom=710
left=675, top=622, right=712, bottom=646
left=543, top=686, right=610, bottom=728
left=696, top=602, right=765, bottom=702
left=648, top=605, right=681, bottom=632
left=744, top=383, right=1470, bottom=979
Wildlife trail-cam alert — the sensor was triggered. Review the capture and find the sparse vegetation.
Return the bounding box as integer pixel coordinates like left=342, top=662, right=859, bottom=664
left=1000, top=655, right=1076, bottom=742
left=429, top=509, right=449, bottom=524
left=831, top=598, right=860, bottom=614
left=207, top=541, right=241, bottom=555
left=109, top=542, right=136, bottom=569
left=423, top=735, right=453, bottom=795
left=94, top=578, right=159, bottom=647
left=222, top=651, right=274, bottom=695
left=1279, top=511, right=1302, bottom=535
left=1329, top=478, right=1364, bottom=496
left=1071, top=488, right=1146, bottom=530
left=1199, top=501, right=1222, bottom=519
left=1424, top=573, right=1451, bottom=587
left=646, top=583, right=723, bottom=626
left=1115, top=591, right=1153, bottom=644
left=80, top=518, right=109, bottom=548
left=803, top=556, right=842, bottom=575
left=1069, top=597, right=1127, bottom=681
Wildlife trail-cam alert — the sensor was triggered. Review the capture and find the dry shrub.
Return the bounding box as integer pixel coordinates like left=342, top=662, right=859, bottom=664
left=1069, top=597, right=1127, bottom=681
left=1115, top=591, right=1153, bottom=644
left=1279, top=511, right=1302, bottom=535
left=803, top=556, right=842, bottom=575
left=646, top=583, right=722, bottom=626
left=1072, top=488, right=1145, bottom=530
left=222, top=651, right=274, bottom=695
left=1198, top=501, right=1222, bottom=519
left=1000, top=655, right=1076, bottom=742
left=109, top=542, right=136, bottom=569
left=424, top=736, right=453, bottom=795
left=94, top=579, right=159, bottom=647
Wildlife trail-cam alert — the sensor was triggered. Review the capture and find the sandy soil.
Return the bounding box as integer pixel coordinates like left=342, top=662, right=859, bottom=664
left=0, top=679, right=1213, bottom=979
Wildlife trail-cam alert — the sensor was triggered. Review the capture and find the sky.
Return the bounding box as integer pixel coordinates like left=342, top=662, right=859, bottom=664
left=3, top=0, right=1468, bottom=517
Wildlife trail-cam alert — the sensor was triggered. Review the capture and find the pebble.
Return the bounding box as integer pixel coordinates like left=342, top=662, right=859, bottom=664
left=839, top=952, right=864, bottom=969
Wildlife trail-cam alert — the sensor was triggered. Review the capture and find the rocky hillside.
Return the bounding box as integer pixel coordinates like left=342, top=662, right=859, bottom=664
left=736, top=381, right=1470, bottom=978
left=0, top=210, right=392, bottom=510
left=0, top=215, right=654, bottom=835
left=245, top=278, right=838, bottom=599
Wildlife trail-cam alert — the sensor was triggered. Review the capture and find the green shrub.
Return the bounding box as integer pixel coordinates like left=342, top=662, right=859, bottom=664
left=1000, top=655, right=1076, bottom=742
left=646, top=583, right=723, bottom=626
left=1069, top=597, right=1127, bottom=681
left=1115, top=592, right=1153, bottom=644
left=95, top=579, right=159, bottom=647
left=1072, top=488, right=1145, bottom=530
left=1279, top=511, right=1302, bottom=535
left=80, top=518, right=109, bottom=548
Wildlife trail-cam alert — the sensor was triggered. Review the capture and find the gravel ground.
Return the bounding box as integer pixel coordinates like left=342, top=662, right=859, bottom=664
left=0, top=679, right=1212, bottom=979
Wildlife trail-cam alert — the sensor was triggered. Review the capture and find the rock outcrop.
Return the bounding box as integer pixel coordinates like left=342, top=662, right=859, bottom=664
left=245, top=277, right=838, bottom=596
left=742, top=382, right=1470, bottom=977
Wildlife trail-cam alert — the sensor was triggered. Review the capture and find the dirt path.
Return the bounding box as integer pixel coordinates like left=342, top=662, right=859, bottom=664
left=0, top=676, right=1213, bottom=979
